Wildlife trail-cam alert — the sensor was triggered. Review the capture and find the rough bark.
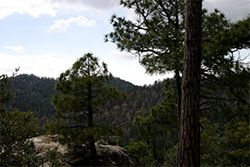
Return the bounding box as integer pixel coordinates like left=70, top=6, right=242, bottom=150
left=177, top=0, right=202, bottom=166
left=175, top=70, right=182, bottom=131
left=88, top=83, right=98, bottom=166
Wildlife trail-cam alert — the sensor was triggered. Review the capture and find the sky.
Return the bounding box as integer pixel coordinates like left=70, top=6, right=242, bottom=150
left=0, top=0, right=249, bottom=86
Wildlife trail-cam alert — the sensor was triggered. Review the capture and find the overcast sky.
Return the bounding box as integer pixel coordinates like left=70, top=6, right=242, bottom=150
left=0, top=0, right=249, bottom=85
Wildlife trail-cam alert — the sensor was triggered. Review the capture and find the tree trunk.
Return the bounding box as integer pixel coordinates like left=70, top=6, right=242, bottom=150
left=88, top=109, right=98, bottom=166
left=175, top=70, right=182, bottom=131
left=177, top=0, right=202, bottom=166
left=88, top=84, right=98, bottom=166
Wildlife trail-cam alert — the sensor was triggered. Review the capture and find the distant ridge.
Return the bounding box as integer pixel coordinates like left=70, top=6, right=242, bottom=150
left=7, top=74, right=165, bottom=120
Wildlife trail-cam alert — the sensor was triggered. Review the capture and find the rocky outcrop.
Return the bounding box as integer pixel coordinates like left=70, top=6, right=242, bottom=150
left=29, top=135, right=67, bottom=156
left=29, top=135, right=134, bottom=167
left=96, top=144, right=133, bottom=166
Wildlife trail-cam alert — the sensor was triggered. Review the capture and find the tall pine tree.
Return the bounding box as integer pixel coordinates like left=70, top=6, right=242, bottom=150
left=177, top=0, right=202, bottom=166
left=46, top=53, right=120, bottom=166
left=105, top=0, right=249, bottom=130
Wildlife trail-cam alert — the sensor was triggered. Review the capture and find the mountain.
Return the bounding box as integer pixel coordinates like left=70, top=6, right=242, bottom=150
left=7, top=74, right=56, bottom=118
left=6, top=74, right=167, bottom=143
left=7, top=74, right=165, bottom=120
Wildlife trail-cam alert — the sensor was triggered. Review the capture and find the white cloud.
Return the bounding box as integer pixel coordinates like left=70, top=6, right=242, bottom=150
left=0, top=0, right=59, bottom=19
left=47, top=16, right=96, bottom=33
left=0, top=50, right=172, bottom=86
left=108, top=50, right=136, bottom=60
left=75, top=0, right=120, bottom=9
left=51, top=0, right=120, bottom=10
left=0, top=52, right=77, bottom=78
left=204, top=0, right=250, bottom=21
left=5, top=46, right=24, bottom=53
left=0, top=0, right=248, bottom=22
left=102, top=50, right=172, bottom=86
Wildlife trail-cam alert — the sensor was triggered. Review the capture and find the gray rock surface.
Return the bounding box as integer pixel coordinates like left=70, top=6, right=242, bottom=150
left=29, top=135, right=134, bottom=166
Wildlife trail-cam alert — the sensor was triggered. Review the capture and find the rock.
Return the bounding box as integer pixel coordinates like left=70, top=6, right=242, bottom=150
left=96, top=144, right=133, bottom=166
left=29, top=135, right=68, bottom=156
left=29, top=135, right=134, bottom=166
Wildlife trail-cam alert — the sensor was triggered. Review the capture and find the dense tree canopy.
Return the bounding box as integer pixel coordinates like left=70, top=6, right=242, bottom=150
left=0, top=1, right=249, bottom=166
left=106, top=0, right=249, bottom=75
left=0, top=73, right=14, bottom=113
left=106, top=0, right=249, bottom=166
left=0, top=72, right=42, bottom=166
left=105, top=5, right=250, bottom=154
left=105, top=0, right=249, bottom=110
left=7, top=74, right=56, bottom=118
left=0, top=111, right=41, bottom=166
left=105, top=0, right=185, bottom=74
left=46, top=53, right=121, bottom=166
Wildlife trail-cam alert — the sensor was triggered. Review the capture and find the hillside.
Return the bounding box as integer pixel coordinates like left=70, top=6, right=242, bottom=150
left=7, top=74, right=166, bottom=120
left=7, top=74, right=56, bottom=118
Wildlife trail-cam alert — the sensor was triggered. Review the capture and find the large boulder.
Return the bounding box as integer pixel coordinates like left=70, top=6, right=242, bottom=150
left=29, top=135, right=134, bottom=166
left=29, top=135, right=67, bottom=156
left=96, top=144, right=133, bottom=166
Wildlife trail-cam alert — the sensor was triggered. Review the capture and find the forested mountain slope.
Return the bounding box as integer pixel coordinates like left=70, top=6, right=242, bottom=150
left=6, top=74, right=165, bottom=120
left=7, top=74, right=56, bottom=118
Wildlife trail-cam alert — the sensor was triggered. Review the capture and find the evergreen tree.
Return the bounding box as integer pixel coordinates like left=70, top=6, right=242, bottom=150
left=105, top=0, right=185, bottom=120
left=125, top=140, right=156, bottom=166
left=0, top=73, right=14, bottom=114
left=46, top=53, right=120, bottom=166
left=0, top=111, right=42, bottom=166
left=7, top=74, right=56, bottom=118
left=133, top=79, right=177, bottom=165
left=177, top=0, right=202, bottom=166
left=0, top=71, right=42, bottom=166
left=105, top=1, right=249, bottom=166
left=105, top=0, right=250, bottom=128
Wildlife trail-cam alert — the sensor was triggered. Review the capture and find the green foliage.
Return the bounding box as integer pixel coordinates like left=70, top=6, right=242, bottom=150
left=106, top=0, right=184, bottom=74
left=125, top=140, right=156, bottom=167
left=51, top=53, right=119, bottom=116
left=106, top=2, right=249, bottom=165
left=43, top=147, right=69, bottom=167
left=7, top=74, right=56, bottom=118
left=200, top=66, right=250, bottom=129
left=133, top=79, right=178, bottom=164
left=221, top=118, right=250, bottom=166
left=200, top=115, right=250, bottom=167
left=6, top=72, right=168, bottom=147
left=201, top=13, right=250, bottom=118
left=164, top=144, right=177, bottom=166
left=0, top=73, right=15, bottom=113
left=107, top=0, right=249, bottom=76
left=0, top=111, right=42, bottom=166
left=0, top=71, right=42, bottom=167
left=0, top=69, right=19, bottom=113
left=134, top=80, right=177, bottom=141
left=201, top=68, right=249, bottom=167
left=107, top=0, right=250, bottom=128
left=132, top=75, right=250, bottom=166
left=46, top=53, right=121, bottom=165
left=200, top=118, right=221, bottom=166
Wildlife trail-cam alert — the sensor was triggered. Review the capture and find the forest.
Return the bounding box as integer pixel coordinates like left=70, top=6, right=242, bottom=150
left=1, top=0, right=250, bottom=166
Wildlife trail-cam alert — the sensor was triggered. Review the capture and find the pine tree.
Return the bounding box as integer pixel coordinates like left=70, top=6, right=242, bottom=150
left=105, top=0, right=185, bottom=123
left=0, top=71, right=42, bottom=166
left=46, top=53, right=120, bottom=166
left=177, top=0, right=202, bottom=166
left=105, top=0, right=249, bottom=130
left=133, top=79, right=178, bottom=164
left=106, top=1, right=249, bottom=165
